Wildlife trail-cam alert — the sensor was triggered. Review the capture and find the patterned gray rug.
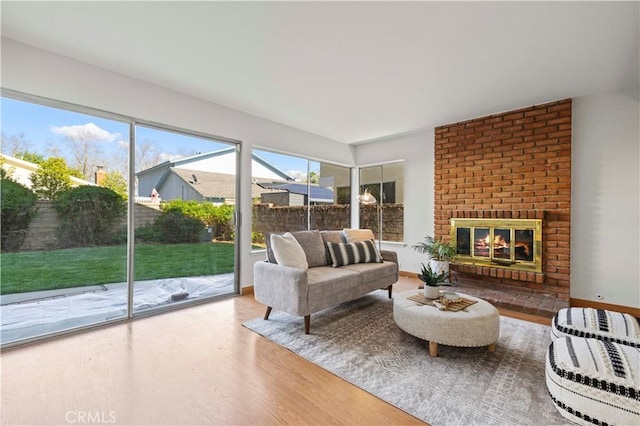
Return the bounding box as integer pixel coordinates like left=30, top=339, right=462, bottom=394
left=244, top=290, right=567, bottom=426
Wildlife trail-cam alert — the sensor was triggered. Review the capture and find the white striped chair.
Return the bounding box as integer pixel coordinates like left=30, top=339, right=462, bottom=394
left=545, top=336, right=640, bottom=425
left=551, top=307, right=640, bottom=348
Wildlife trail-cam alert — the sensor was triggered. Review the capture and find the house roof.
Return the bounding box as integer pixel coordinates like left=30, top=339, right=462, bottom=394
left=165, top=168, right=279, bottom=200
left=1, top=154, right=95, bottom=188
left=137, top=147, right=293, bottom=181
left=257, top=181, right=334, bottom=203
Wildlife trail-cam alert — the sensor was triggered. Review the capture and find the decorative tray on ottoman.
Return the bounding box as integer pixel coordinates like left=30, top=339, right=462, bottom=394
left=408, top=292, right=478, bottom=312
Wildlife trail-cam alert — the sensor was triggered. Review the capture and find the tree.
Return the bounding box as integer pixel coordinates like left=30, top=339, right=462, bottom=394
left=102, top=171, right=128, bottom=200
left=136, top=139, right=163, bottom=172
left=309, top=171, right=319, bottom=184
left=30, top=157, right=72, bottom=200
left=49, top=124, right=108, bottom=180
left=14, top=150, right=46, bottom=165
left=1, top=132, right=31, bottom=156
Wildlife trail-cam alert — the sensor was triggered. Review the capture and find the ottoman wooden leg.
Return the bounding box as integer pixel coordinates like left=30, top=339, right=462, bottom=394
left=429, top=341, right=438, bottom=357
left=488, top=343, right=496, bottom=352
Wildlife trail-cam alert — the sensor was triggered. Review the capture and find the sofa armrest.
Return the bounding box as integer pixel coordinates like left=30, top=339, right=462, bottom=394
left=253, top=261, right=310, bottom=316
left=380, top=249, right=398, bottom=265
left=380, top=250, right=399, bottom=281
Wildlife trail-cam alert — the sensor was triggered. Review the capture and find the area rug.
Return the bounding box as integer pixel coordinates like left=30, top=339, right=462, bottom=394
left=243, top=291, right=566, bottom=426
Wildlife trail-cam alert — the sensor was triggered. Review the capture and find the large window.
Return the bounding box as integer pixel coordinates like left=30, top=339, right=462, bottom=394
left=0, top=92, right=240, bottom=347
left=359, top=162, right=404, bottom=243
left=251, top=149, right=351, bottom=247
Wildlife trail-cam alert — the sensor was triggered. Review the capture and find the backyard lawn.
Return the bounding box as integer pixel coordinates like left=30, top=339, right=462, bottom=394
left=0, top=242, right=236, bottom=295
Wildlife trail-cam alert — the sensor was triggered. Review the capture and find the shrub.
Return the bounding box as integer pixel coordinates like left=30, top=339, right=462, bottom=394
left=0, top=179, right=38, bottom=252
left=30, top=156, right=72, bottom=200
left=55, top=185, right=126, bottom=247
left=135, top=222, right=163, bottom=243
left=151, top=211, right=204, bottom=244
left=251, top=231, right=265, bottom=245
left=162, top=200, right=234, bottom=240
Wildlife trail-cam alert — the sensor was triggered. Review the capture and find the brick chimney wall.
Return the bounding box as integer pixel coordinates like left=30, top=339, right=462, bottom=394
left=95, top=166, right=106, bottom=186
left=434, top=99, right=571, bottom=300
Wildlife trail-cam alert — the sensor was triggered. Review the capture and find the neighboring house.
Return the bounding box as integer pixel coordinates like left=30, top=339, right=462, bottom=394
left=0, top=154, right=94, bottom=188
left=256, top=181, right=334, bottom=206
left=136, top=147, right=294, bottom=204
left=152, top=168, right=281, bottom=205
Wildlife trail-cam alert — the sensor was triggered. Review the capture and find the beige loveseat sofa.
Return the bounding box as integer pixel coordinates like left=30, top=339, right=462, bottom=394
left=254, top=230, right=399, bottom=334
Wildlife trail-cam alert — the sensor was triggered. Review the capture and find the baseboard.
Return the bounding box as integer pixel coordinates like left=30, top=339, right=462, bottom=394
left=241, top=286, right=254, bottom=296
left=570, top=298, right=640, bottom=317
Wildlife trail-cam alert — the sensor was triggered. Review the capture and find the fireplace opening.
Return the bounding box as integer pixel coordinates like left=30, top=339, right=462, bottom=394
left=451, top=218, right=542, bottom=272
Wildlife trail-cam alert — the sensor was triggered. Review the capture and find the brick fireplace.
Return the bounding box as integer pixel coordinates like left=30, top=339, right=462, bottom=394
left=434, top=99, right=571, bottom=310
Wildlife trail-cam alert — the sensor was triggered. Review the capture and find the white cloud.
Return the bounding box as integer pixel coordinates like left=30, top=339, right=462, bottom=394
left=159, top=152, right=182, bottom=162
left=51, top=122, right=121, bottom=142
left=287, top=170, right=307, bottom=181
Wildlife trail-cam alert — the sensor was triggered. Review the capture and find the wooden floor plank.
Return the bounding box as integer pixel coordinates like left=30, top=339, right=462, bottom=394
left=1, top=277, right=547, bottom=425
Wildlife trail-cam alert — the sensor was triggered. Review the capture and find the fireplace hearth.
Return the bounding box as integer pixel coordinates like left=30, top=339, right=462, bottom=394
left=451, top=218, right=542, bottom=273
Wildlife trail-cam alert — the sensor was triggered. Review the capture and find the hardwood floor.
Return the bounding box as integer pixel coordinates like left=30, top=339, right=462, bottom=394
left=1, top=277, right=549, bottom=425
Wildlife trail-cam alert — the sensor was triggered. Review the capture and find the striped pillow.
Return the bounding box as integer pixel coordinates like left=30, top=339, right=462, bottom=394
left=326, top=240, right=382, bottom=268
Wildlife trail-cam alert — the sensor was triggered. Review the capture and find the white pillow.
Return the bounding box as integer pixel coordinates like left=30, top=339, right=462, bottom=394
left=343, top=228, right=376, bottom=243
left=270, top=233, right=309, bottom=270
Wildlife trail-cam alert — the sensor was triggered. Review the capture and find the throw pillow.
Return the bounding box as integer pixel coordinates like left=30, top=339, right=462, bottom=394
left=326, top=240, right=382, bottom=268
left=291, top=230, right=329, bottom=267
left=265, top=232, right=281, bottom=263
left=320, top=230, right=347, bottom=265
left=343, top=228, right=376, bottom=243
left=270, top=233, right=309, bottom=270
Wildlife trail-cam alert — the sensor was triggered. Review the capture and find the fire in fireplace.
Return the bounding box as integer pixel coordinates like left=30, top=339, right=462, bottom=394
left=451, top=218, right=542, bottom=272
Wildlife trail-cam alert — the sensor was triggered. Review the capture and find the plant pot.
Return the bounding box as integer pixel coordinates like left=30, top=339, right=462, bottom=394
left=429, top=259, right=450, bottom=283
left=423, top=285, right=440, bottom=299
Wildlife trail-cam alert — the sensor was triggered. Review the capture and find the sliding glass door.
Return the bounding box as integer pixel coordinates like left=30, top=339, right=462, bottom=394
left=0, top=96, right=131, bottom=344
left=132, top=124, right=237, bottom=314
left=0, top=92, right=240, bottom=347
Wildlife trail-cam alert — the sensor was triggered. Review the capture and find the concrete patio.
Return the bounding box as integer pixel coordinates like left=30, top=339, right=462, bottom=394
left=0, top=274, right=235, bottom=345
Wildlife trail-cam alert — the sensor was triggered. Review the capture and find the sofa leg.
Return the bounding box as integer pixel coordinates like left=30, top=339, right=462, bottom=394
left=264, top=306, right=272, bottom=320
left=388, top=285, right=393, bottom=299
left=304, top=315, right=310, bottom=334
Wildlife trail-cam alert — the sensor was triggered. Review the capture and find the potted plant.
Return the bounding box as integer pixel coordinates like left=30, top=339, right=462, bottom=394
left=412, top=235, right=456, bottom=281
left=417, top=263, right=449, bottom=298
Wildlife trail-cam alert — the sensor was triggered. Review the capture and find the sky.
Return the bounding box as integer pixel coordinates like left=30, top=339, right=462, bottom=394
left=1, top=96, right=309, bottom=179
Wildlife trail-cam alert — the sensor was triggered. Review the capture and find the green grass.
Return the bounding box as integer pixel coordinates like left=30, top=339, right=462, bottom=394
left=0, top=242, right=236, bottom=295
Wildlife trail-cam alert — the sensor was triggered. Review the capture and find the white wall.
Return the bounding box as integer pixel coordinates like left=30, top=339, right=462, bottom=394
left=572, top=87, right=640, bottom=307
left=1, top=39, right=355, bottom=289
left=354, top=131, right=434, bottom=273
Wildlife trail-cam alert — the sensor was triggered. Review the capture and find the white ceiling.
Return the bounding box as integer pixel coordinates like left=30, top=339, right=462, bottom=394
left=2, top=1, right=638, bottom=144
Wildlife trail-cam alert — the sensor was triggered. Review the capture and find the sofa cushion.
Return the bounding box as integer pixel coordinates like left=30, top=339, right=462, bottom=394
left=291, top=230, right=328, bottom=267
left=326, top=240, right=382, bottom=267
left=306, top=266, right=363, bottom=312
left=340, top=261, right=397, bottom=283
left=270, top=233, right=308, bottom=270
left=343, top=228, right=375, bottom=243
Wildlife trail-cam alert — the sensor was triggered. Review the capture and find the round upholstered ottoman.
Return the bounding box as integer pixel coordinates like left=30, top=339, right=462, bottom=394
left=546, top=335, right=640, bottom=425
left=393, top=290, right=500, bottom=357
